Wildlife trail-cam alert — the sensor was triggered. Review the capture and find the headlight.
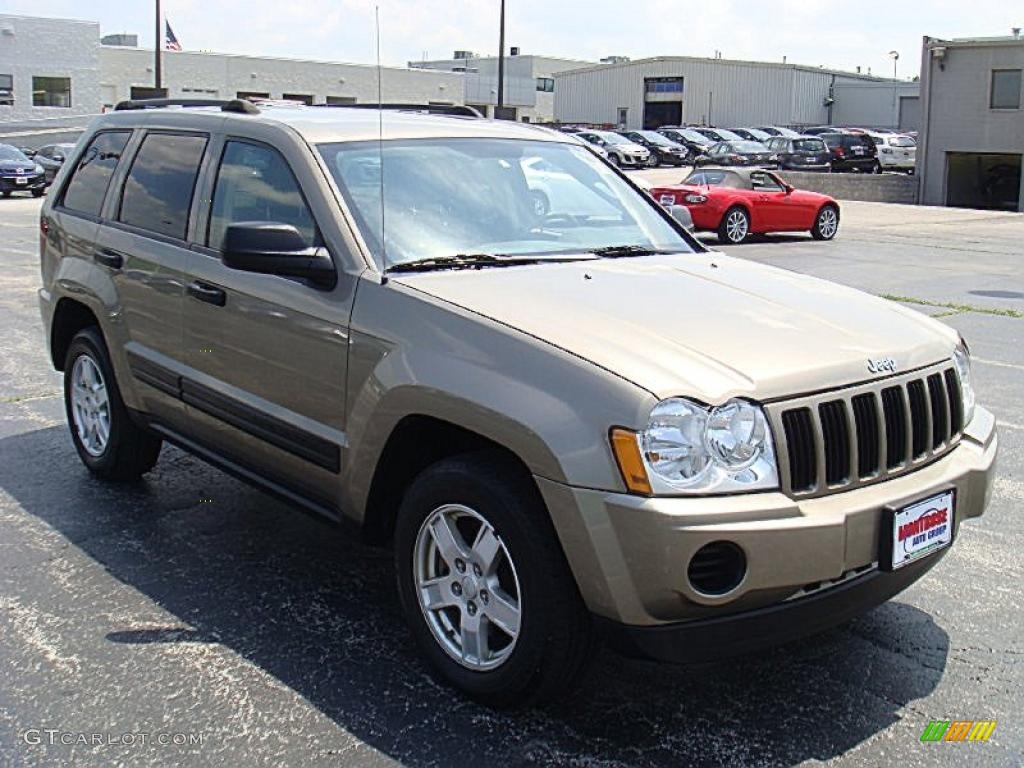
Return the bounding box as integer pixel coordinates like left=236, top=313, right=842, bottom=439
left=613, top=397, right=779, bottom=495
left=34, top=164, right=44, bottom=174
left=953, top=342, right=975, bottom=426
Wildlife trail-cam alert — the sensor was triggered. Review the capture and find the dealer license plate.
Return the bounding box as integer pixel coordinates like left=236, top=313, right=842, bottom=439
left=884, top=490, right=954, bottom=570
left=15, top=177, right=27, bottom=185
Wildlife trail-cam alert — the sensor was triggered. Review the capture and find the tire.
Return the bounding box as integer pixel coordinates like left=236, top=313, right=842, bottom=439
left=811, top=204, right=840, bottom=241
left=394, top=451, right=593, bottom=708
left=31, top=188, right=45, bottom=198
left=1, top=191, right=10, bottom=198
left=872, top=160, right=882, bottom=174
left=63, top=327, right=162, bottom=480
left=717, top=206, right=750, bottom=245
left=607, top=153, right=620, bottom=167
left=647, top=154, right=660, bottom=168
left=530, top=190, right=550, bottom=217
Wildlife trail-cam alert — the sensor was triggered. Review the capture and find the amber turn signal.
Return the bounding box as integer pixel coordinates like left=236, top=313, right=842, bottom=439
left=610, top=428, right=652, bottom=495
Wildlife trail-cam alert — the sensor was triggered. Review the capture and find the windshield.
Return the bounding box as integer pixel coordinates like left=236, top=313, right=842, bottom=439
left=889, top=135, right=916, bottom=147
left=731, top=141, right=767, bottom=153
left=638, top=131, right=676, bottom=146
left=0, top=145, right=29, bottom=162
left=792, top=138, right=826, bottom=152
left=712, top=129, right=744, bottom=141
left=594, top=132, right=631, bottom=146
left=684, top=169, right=734, bottom=187
left=319, top=138, right=697, bottom=270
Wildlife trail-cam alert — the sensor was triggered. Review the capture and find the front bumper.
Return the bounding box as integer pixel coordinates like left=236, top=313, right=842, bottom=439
left=538, top=407, right=997, bottom=660
left=0, top=174, right=45, bottom=192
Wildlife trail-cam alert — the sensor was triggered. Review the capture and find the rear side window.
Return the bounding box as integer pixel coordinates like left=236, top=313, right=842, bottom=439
left=119, top=133, right=207, bottom=240
left=207, top=141, right=316, bottom=250
left=61, top=131, right=131, bottom=217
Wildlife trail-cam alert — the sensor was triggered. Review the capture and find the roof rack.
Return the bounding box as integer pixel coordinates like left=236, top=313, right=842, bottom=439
left=316, top=103, right=483, bottom=118
left=113, top=98, right=260, bottom=114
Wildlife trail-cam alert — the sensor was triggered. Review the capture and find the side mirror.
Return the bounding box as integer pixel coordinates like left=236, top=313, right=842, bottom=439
left=670, top=205, right=694, bottom=231
left=784, top=183, right=795, bottom=195
left=222, top=222, right=336, bottom=289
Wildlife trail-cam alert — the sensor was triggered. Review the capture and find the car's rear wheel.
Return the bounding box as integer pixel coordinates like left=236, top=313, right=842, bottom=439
left=811, top=204, right=839, bottom=240
left=718, top=206, right=750, bottom=244
left=394, top=451, right=592, bottom=707
left=63, top=327, right=162, bottom=480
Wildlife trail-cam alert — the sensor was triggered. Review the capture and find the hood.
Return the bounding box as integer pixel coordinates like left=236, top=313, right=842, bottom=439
left=0, top=159, right=36, bottom=172
left=394, top=253, right=957, bottom=403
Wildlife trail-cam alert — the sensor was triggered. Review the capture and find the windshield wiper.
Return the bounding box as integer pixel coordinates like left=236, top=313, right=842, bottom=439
left=588, top=245, right=673, bottom=258
left=386, top=253, right=596, bottom=273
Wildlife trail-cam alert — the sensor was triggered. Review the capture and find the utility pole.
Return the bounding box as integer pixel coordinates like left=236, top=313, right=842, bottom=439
left=496, top=0, right=505, bottom=117
left=155, top=0, right=163, bottom=91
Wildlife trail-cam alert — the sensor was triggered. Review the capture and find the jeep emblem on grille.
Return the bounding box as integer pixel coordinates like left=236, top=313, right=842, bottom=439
left=867, top=357, right=897, bottom=374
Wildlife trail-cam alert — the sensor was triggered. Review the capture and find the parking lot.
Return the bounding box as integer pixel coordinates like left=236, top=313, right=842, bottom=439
left=1, top=192, right=1022, bottom=767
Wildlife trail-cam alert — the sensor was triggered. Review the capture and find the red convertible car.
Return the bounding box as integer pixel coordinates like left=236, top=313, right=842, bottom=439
left=649, top=167, right=840, bottom=245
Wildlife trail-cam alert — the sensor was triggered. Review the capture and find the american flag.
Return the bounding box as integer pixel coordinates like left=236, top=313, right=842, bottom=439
left=165, top=20, right=182, bottom=51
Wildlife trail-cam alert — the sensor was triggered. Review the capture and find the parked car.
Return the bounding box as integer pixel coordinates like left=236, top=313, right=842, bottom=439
left=40, top=99, right=995, bottom=707
left=693, top=127, right=745, bottom=143
left=756, top=126, right=803, bottom=138
left=728, top=128, right=773, bottom=142
left=0, top=144, right=46, bottom=198
left=651, top=166, right=841, bottom=243
left=618, top=130, right=689, bottom=166
left=764, top=136, right=832, bottom=172
left=694, top=140, right=775, bottom=168
left=657, top=127, right=715, bottom=156
left=801, top=126, right=840, bottom=136
left=576, top=130, right=651, bottom=168
left=33, top=143, right=79, bottom=184
left=865, top=131, right=916, bottom=174
left=820, top=132, right=881, bottom=173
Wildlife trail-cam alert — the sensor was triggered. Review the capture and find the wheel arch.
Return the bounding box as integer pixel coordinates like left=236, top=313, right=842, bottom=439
left=50, top=298, right=101, bottom=371
left=360, top=414, right=539, bottom=544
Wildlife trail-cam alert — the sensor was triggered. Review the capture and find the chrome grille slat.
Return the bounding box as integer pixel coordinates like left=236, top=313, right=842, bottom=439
left=769, top=362, right=963, bottom=499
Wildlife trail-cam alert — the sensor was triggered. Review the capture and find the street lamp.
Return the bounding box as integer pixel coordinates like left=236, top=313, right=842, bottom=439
left=496, top=0, right=506, bottom=116
left=888, top=50, right=899, bottom=80
left=155, top=0, right=162, bottom=90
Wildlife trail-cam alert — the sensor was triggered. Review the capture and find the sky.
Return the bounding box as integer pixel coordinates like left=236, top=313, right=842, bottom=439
left=2, top=0, right=1020, bottom=77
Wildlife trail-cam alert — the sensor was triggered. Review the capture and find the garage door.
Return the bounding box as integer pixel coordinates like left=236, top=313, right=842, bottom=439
left=946, top=152, right=1022, bottom=212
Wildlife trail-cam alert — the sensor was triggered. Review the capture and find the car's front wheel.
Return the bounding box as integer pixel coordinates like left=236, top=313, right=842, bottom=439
left=718, top=206, right=750, bottom=244
left=811, top=204, right=840, bottom=240
left=63, top=327, right=162, bottom=479
left=394, top=451, right=592, bottom=707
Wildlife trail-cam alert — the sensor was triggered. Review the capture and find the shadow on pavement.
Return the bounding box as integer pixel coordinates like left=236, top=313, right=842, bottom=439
left=0, top=424, right=950, bottom=766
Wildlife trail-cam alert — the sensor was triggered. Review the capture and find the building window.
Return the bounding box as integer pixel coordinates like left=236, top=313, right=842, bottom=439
left=644, top=77, right=684, bottom=94
left=0, top=74, right=12, bottom=106
left=236, top=91, right=269, bottom=100
left=33, top=76, right=72, bottom=107
left=282, top=93, right=314, bottom=105
left=535, top=77, right=554, bottom=93
left=326, top=96, right=356, bottom=106
left=990, top=69, right=1021, bottom=109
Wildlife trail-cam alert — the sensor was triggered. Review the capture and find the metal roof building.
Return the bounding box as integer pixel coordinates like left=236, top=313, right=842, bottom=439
left=553, top=55, right=912, bottom=130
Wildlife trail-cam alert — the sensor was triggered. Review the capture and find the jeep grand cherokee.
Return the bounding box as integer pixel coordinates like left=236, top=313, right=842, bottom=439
left=38, top=99, right=997, bottom=707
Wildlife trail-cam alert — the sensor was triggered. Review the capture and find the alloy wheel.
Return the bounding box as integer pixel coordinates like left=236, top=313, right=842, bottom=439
left=817, top=207, right=838, bottom=239
left=725, top=210, right=749, bottom=243
left=413, top=504, right=522, bottom=671
left=70, top=354, right=111, bottom=457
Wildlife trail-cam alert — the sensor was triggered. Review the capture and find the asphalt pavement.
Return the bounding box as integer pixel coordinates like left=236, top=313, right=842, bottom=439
left=1, top=193, right=1022, bottom=767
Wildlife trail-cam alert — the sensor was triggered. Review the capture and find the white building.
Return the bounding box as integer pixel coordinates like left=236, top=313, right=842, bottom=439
left=0, top=12, right=464, bottom=128
left=553, top=55, right=913, bottom=130
left=0, top=14, right=102, bottom=122
left=410, top=51, right=591, bottom=122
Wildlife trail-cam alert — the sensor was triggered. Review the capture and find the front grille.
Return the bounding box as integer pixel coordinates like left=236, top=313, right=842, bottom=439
left=770, top=362, right=964, bottom=497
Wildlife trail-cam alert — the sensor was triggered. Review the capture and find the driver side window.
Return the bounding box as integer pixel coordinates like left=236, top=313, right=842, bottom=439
left=207, top=140, right=317, bottom=251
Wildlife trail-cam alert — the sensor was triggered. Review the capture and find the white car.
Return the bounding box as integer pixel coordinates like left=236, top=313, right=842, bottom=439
left=865, top=131, right=916, bottom=173
left=575, top=130, right=651, bottom=168
left=521, top=156, right=620, bottom=218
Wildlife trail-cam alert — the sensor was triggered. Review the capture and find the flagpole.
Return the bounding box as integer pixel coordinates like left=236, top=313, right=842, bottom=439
left=155, top=0, right=163, bottom=91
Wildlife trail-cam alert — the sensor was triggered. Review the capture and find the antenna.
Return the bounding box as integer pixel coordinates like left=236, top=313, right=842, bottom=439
left=375, top=5, right=388, bottom=272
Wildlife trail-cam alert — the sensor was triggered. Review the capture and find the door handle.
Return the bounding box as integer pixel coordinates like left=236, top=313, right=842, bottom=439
left=187, top=281, right=227, bottom=307
left=94, top=248, right=124, bottom=269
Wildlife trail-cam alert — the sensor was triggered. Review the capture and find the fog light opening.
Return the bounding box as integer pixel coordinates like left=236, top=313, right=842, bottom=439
left=687, top=541, right=747, bottom=596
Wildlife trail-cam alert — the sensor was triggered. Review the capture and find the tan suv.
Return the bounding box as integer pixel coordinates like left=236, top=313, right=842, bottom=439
left=38, top=99, right=998, bottom=707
